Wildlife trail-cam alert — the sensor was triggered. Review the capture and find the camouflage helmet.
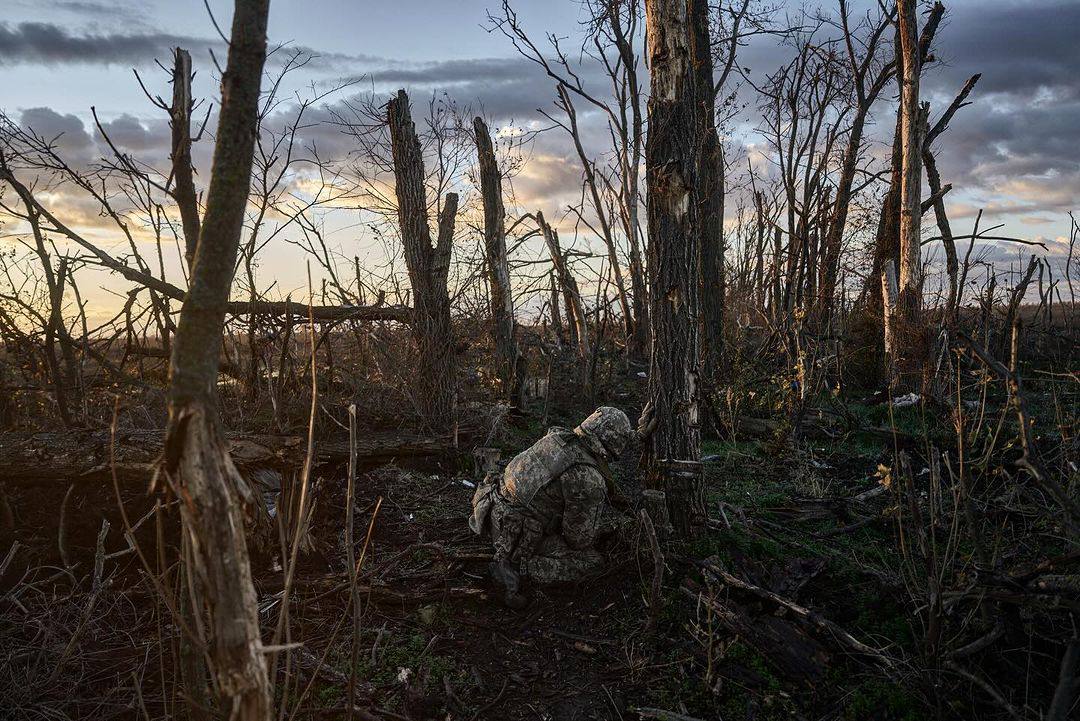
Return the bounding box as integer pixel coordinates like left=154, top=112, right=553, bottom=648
left=575, top=406, right=633, bottom=459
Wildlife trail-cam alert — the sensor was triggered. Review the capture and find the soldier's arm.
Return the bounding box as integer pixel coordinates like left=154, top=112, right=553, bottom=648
left=559, top=466, right=608, bottom=550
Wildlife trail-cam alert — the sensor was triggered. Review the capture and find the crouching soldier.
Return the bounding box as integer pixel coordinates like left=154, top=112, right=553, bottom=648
left=469, top=406, right=636, bottom=608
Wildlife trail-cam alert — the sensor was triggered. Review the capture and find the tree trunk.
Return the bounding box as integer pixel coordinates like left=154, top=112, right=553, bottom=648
left=538, top=211, right=590, bottom=360
left=688, top=0, right=725, bottom=380
left=644, top=0, right=704, bottom=538
left=170, top=48, right=201, bottom=270
left=820, top=106, right=869, bottom=325
left=896, top=0, right=927, bottom=388
left=387, top=90, right=457, bottom=429
left=162, top=1, right=272, bottom=719
left=473, top=117, right=523, bottom=407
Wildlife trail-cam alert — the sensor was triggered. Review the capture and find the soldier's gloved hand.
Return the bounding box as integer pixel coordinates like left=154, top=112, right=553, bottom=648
left=636, top=400, right=657, bottom=441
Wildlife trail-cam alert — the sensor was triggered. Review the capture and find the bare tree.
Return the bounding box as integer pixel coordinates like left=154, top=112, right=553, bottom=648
left=491, top=0, right=648, bottom=355
left=817, top=0, right=895, bottom=325
left=387, top=89, right=458, bottom=429
left=169, top=48, right=203, bottom=269
left=644, top=0, right=704, bottom=537
left=161, top=1, right=272, bottom=717
left=923, top=73, right=981, bottom=326
left=474, top=116, right=523, bottom=407
left=894, top=0, right=928, bottom=387
left=868, top=1, right=942, bottom=328
left=537, top=210, right=590, bottom=359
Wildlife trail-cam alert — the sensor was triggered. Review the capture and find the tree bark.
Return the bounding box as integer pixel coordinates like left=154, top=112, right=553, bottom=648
left=896, top=0, right=927, bottom=388
left=644, top=0, right=704, bottom=538
left=162, top=2, right=272, bottom=718
left=387, top=89, right=457, bottom=429
left=688, top=0, right=725, bottom=380
left=473, top=117, right=523, bottom=407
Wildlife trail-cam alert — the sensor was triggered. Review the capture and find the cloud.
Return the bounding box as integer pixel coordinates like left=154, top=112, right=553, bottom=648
left=45, top=1, right=148, bottom=26
left=18, top=106, right=96, bottom=167
left=933, top=1, right=1080, bottom=101
left=921, top=1, right=1080, bottom=219
left=94, top=113, right=166, bottom=152
left=0, top=22, right=211, bottom=66
left=0, top=21, right=380, bottom=71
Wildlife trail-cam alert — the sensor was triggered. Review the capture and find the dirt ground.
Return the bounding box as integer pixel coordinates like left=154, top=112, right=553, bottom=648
left=2, top=385, right=1074, bottom=720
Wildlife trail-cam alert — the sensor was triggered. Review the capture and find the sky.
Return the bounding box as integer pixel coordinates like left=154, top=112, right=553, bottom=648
left=0, top=0, right=1076, bottom=319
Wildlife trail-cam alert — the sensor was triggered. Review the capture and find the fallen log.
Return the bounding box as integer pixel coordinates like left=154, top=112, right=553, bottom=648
left=681, top=581, right=830, bottom=683
left=694, top=558, right=897, bottom=668
left=0, top=429, right=452, bottom=486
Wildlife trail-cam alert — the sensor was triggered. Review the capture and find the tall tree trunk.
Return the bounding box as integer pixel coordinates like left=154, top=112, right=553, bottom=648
left=896, top=0, right=927, bottom=388
left=688, top=0, right=725, bottom=380
left=387, top=90, right=457, bottom=429
left=473, top=117, right=523, bottom=407
left=162, top=1, right=272, bottom=718
left=644, top=0, right=704, bottom=538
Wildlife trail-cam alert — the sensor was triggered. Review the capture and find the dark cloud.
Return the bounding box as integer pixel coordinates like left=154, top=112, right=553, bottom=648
left=20, top=106, right=94, bottom=153
left=0, top=21, right=380, bottom=71
left=922, top=1, right=1080, bottom=219
left=0, top=22, right=210, bottom=65
left=933, top=1, right=1080, bottom=100
left=358, top=55, right=609, bottom=124
left=94, top=113, right=168, bottom=153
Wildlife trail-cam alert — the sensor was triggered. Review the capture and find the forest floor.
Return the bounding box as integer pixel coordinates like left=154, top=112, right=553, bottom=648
left=2, top=375, right=1073, bottom=720
left=236, top=400, right=947, bottom=721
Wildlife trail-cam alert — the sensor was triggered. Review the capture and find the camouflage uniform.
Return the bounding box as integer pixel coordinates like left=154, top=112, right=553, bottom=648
left=470, top=407, right=633, bottom=600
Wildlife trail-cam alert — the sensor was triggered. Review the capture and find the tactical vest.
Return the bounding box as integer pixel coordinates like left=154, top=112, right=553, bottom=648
left=500, top=427, right=606, bottom=508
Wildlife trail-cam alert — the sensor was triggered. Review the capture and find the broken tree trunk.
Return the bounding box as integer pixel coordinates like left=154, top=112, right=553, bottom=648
left=170, top=48, right=201, bottom=270
left=473, top=117, right=524, bottom=407
left=538, top=210, right=590, bottom=360
left=161, top=1, right=272, bottom=718
left=923, top=73, right=981, bottom=325
left=644, top=0, right=705, bottom=538
left=388, top=89, right=457, bottom=429
left=549, top=271, right=565, bottom=345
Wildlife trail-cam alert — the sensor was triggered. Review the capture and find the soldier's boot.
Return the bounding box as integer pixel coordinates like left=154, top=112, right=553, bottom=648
left=488, top=559, right=528, bottom=609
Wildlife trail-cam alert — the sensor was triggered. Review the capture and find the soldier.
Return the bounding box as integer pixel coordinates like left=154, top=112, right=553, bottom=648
left=469, top=406, right=638, bottom=608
